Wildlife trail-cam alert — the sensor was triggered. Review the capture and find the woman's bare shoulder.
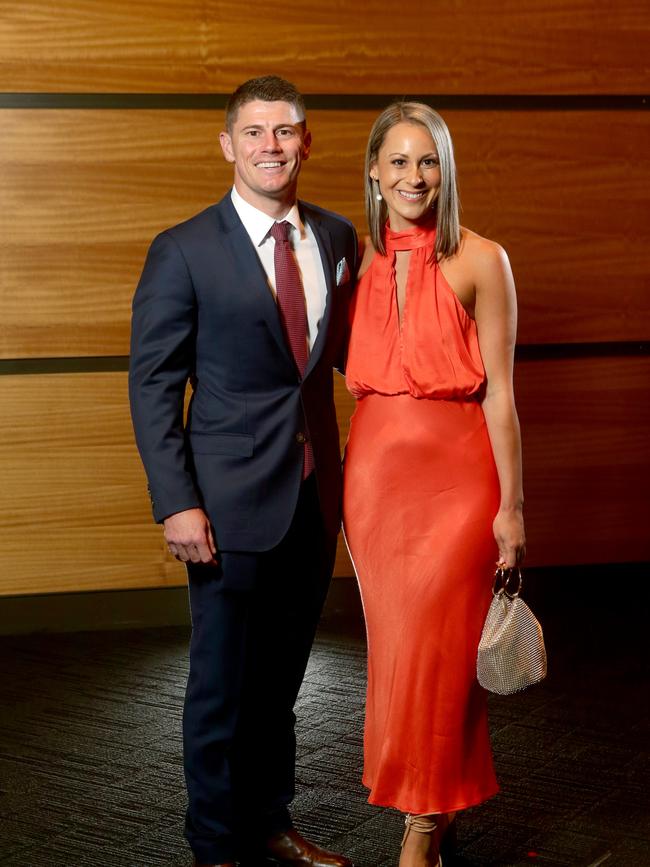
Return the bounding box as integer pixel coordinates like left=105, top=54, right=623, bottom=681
left=357, top=235, right=377, bottom=279
left=457, top=226, right=510, bottom=269
left=458, top=227, right=515, bottom=301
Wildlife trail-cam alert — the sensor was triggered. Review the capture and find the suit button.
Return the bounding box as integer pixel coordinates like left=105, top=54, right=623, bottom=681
left=295, top=432, right=307, bottom=444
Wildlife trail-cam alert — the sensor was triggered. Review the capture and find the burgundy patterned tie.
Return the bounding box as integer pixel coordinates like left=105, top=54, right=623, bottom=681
left=270, top=220, right=314, bottom=478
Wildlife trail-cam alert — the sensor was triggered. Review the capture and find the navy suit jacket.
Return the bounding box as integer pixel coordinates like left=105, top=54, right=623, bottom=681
left=129, top=193, right=358, bottom=551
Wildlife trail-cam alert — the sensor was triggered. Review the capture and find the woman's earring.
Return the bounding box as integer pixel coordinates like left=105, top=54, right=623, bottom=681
left=373, top=179, right=382, bottom=201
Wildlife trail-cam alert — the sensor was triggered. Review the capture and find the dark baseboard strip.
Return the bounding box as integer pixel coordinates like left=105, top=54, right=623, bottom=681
left=0, top=581, right=364, bottom=636
left=1, top=342, right=647, bottom=376
left=0, top=586, right=191, bottom=636
left=0, top=93, right=647, bottom=111
left=0, top=562, right=647, bottom=635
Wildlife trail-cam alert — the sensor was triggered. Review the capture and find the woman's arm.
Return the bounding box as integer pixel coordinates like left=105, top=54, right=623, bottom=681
left=472, top=238, right=526, bottom=567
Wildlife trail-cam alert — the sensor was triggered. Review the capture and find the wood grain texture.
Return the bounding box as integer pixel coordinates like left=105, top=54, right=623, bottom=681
left=1, top=109, right=226, bottom=359
left=516, top=356, right=650, bottom=566
left=1, top=108, right=648, bottom=358
left=0, top=372, right=185, bottom=595
left=0, top=372, right=355, bottom=596
left=1, top=360, right=647, bottom=596
left=1, top=0, right=648, bottom=93
left=449, top=110, right=650, bottom=345
left=336, top=357, right=650, bottom=573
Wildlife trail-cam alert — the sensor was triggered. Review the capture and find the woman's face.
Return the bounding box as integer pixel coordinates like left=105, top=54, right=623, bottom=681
left=370, top=122, right=441, bottom=231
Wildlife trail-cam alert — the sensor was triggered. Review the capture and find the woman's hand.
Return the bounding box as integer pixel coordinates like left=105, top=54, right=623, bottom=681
left=493, top=507, right=526, bottom=568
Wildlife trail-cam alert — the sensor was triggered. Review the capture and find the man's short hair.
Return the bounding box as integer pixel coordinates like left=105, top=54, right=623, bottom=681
left=225, top=75, right=306, bottom=131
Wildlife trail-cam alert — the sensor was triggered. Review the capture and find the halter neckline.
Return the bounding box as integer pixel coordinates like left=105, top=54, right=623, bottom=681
left=385, top=221, right=437, bottom=252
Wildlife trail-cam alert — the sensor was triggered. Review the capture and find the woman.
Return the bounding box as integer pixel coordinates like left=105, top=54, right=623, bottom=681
left=342, top=102, right=526, bottom=867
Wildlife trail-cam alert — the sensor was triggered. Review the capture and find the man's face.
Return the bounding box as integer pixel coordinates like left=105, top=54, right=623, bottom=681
left=219, top=100, right=311, bottom=214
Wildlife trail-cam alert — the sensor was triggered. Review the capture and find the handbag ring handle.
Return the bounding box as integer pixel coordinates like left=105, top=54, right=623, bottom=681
left=493, top=565, right=523, bottom=599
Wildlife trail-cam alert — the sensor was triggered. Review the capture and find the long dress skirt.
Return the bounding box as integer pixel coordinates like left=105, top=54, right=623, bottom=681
left=342, top=391, right=501, bottom=814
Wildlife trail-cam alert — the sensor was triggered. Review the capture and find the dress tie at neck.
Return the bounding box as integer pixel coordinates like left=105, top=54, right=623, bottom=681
left=385, top=221, right=437, bottom=252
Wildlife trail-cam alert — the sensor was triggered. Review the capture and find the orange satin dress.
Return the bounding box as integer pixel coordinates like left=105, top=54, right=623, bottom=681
left=342, top=223, right=500, bottom=814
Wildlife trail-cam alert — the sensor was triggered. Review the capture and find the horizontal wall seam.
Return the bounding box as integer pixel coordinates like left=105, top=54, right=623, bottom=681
left=0, top=357, right=130, bottom=375
left=0, top=93, right=647, bottom=110
left=515, top=342, right=650, bottom=360
left=0, top=343, right=648, bottom=375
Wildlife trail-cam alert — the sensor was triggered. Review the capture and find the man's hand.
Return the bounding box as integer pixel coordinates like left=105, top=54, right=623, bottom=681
left=163, top=508, right=218, bottom=565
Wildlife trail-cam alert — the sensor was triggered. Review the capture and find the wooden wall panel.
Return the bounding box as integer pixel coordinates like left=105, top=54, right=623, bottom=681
left=0, top=372, right=355, bottom=596
left=336, top=355, right=650, bottom=575
left=450, top=111, right=650, bottom=345
left=1, top=0, right=648, bottom=598
left=517, top=355, right=650, bottom=565
left=2, top=108, right=648, bottom=358
left=0, top=372, right=185, bottom=596
left=1, top=1, right=647, bottom=93
left=1, top=109, right=226, bottom=359
left=1, top=359, right=645, bottom=596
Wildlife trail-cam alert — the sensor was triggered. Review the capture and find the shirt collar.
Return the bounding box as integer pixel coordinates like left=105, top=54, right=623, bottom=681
left=230, top=187, right=305, bottom=246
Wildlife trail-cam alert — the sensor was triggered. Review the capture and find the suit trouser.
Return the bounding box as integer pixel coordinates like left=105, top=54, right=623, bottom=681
left=183, top=474, right=336, bottom=863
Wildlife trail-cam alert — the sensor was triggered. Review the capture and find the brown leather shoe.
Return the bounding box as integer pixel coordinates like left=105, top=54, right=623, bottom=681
left=263, top=828, right=352, bottom=867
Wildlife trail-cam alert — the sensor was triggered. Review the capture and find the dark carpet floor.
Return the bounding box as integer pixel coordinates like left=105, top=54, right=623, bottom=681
left=0, top=569, right=648, bottom=866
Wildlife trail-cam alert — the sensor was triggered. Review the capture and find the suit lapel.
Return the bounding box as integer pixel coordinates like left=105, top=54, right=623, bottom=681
left=214, top=195, right=338, bottom=377
left=215, top=196, right=293, bottom=365
left=302, top=204, right=336, bottom=378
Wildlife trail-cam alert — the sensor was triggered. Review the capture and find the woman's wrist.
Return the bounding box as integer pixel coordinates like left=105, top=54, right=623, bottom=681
left=498, top=499, right=524, bottom=513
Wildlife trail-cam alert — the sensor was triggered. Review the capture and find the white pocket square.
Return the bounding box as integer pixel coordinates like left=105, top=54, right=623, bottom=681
left=336, top=257, right=351, bottom=285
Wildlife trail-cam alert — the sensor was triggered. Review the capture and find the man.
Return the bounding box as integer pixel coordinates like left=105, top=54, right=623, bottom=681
left=129, top=76, right=357, bottom=867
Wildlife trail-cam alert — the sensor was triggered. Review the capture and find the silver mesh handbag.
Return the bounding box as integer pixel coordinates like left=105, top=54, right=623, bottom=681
left=477, top=566, right=547, bottom=695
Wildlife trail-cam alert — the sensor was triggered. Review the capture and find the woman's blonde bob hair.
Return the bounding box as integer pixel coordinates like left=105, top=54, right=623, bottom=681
left=365, top=102, right=460, bottom=260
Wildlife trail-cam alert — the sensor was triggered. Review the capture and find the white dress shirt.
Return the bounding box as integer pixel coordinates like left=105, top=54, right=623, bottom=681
left=230, top=187, right=328, bottom=351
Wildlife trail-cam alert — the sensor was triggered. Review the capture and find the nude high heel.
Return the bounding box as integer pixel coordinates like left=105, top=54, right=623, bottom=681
left=401, top=813, right=442, bottom=867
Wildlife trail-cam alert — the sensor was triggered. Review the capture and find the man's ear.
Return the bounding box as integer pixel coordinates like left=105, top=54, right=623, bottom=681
left=301, top=129, right=312, bottom=161
left=219, top=130, right=235, bottom=164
